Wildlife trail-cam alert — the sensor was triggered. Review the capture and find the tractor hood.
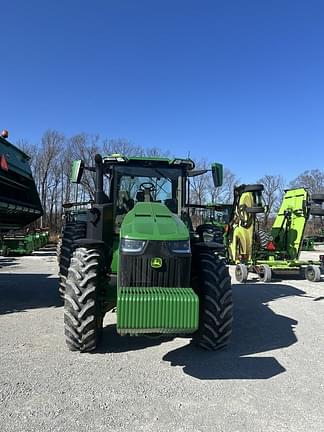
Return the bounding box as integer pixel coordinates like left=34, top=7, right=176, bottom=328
left=120, top=202, right=189, bottom=241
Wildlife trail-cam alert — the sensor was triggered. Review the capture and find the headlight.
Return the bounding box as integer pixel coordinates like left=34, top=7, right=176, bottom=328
left=167, top=240, right=191, bottom=254
left=120, top=238, right=146, bottom=253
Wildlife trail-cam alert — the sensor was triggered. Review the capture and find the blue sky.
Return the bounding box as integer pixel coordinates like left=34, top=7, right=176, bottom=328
left=1, top=0, right=324, bottom=183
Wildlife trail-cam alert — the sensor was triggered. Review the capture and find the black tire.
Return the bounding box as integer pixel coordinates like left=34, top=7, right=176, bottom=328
left=258, top=264, right=272, bottom=282
left=311, top=193, right=324, bottom=203
left=213, top=229, right=224, bottom=244
left=310, top=206, right=324, bottom=216
left=64, top=247, right=104, bottom=352
left=235, top=263, right=248, bottom=283
left=305, top=265, right=321, bottom=282
left=255, top=229, right=270, bottom=249
left=58, top=221, right=87, bottom=300
left=56, top=238, right=62, bottom=263
left=196, top=224, right=223, bottom=242
left=192, top=251, right=233, bottom=350
left=240, top=184, right=264, bottom=193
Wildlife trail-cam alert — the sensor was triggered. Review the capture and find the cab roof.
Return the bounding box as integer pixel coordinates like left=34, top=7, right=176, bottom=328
left=102, top=154, right=195, bottom=170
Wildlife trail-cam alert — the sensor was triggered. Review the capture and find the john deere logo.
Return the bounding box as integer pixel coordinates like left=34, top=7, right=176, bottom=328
left=151, top=257, right=162, bottom=268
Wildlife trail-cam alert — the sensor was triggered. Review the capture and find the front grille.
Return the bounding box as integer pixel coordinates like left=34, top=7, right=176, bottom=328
left=119, top=254, right=191, bottom=288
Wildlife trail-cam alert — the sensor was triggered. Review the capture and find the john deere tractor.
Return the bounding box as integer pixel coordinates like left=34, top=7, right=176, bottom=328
left=61, top=154, right=233, bottom=352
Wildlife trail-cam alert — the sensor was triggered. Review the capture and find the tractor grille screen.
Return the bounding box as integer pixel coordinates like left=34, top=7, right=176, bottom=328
left=119, top=242, right=191, bottom=288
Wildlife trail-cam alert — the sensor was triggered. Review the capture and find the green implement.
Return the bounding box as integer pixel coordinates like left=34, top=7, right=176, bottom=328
left=228, top=187, right=324, bottom=283
left=0, top=134, right=42, bottom=233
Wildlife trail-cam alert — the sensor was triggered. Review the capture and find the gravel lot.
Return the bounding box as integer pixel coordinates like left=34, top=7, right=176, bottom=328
left=1, top=246, right=324, bottom=432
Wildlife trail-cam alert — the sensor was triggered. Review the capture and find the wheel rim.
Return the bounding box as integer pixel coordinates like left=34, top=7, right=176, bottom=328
left=235, top=267, right=242, bottom=280
left=307, top=268, right=315, bottom=281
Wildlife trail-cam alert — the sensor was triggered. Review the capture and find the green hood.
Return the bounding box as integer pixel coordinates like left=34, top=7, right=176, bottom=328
left=120, top=202, right=189, bottom=241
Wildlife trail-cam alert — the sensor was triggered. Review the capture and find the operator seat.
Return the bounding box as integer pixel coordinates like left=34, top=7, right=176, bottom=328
left=136, top=191, right=145, bottom=202
left=165, top=198, right=177, bottom=213
left=136, top=189, right=153, bottom=202
left=117, top=191, right=134, bottom=214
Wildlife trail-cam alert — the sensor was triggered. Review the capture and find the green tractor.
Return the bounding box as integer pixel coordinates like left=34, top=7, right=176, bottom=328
left=1, top=231, right=36, bottom=256
left=228, top=186, right=324, bottom=282
left=1, top=228, right=49, bottom=256
left=201, top=203, right=233, bottom=244
left=61, top=154, right=233, bottom=352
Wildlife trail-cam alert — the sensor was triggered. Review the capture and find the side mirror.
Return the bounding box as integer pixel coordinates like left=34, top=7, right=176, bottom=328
left=211, top=163, right=223, bottom=187
left=70, top=160, right=84, bottom=183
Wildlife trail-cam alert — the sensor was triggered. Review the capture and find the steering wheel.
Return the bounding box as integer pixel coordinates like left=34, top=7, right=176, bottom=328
left=139, top=182, right=156, bottom=192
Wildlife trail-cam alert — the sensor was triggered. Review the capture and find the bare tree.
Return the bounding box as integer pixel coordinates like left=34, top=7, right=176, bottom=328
left=257, top=174, right=285, bottom=229
left=289, top=169, right=324, bottom=195
left=189, top=159, right=210, bottom=205
left=207, top=168, right=239, bottom=204
left=68, top=133, right=102, bottom=200
left=290, top=169, right=324, bottom=235
left=103, top=138, right=143, bottom=157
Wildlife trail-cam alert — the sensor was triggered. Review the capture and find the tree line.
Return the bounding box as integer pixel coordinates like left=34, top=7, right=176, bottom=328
left=18, top=130, right=324, bottom=233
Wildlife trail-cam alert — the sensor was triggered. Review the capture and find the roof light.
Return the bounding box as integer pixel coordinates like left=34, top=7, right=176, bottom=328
left=1, top=129, right=9, bottom=138
left=171, top=158, right=195, bottom=169
left=103, top=154, right=127, bottom=163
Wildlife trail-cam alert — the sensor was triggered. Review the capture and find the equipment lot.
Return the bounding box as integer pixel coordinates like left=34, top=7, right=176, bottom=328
left=1, top=248, right=323, bottom=432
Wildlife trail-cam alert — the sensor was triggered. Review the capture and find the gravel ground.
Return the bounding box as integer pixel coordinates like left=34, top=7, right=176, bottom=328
left=0, top=246, right=324, bottom=432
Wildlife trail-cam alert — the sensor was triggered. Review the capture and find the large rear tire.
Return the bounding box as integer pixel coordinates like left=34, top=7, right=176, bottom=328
left=192, top=251, right=233, bottom=350
left=58, top=221, right=87, bottom=300
left=64, top=247, right=104, bottom=352
left=255, top=229, right=270, bottom=249
left=56, top=238, right=62, bottom=263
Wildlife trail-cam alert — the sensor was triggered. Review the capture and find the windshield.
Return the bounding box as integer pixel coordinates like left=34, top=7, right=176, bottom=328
left=114, top=165, right=182, bottom=214
left=119, top=176, right=172, bottom=202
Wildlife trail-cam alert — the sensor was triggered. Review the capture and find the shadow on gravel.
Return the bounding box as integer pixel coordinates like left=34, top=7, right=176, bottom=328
left=32, top=250, right=57, bottom=257
left=0, top=257, right=19, bottom=268
left=163, top=282, right=305, bottom=380
left=98, top=324, right=172, bottom=353
left=0, top=273, right=61, bottom=314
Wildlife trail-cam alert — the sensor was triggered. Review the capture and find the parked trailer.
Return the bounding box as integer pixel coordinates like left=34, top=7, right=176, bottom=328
left=0, top=131, right=43, bottom=234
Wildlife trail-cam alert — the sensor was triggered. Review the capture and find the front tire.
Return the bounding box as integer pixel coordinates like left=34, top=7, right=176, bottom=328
left=64, top=247, right=104, bottom=352
left=56, top=238, right=62, bottom=263
left=58, top=221, right=87, bottom=300
left=255, top=229, right=270, bottom=249
left=192, top=251, right=233, bottom=350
